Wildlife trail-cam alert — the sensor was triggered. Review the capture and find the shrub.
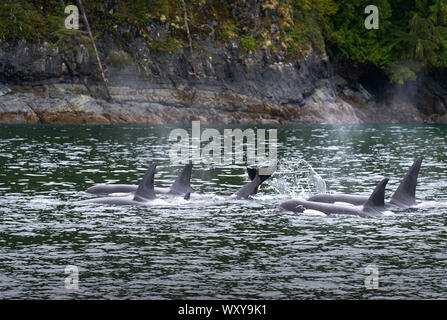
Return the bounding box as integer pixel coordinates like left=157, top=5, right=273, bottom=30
left=105, top=50, right=133, bottom=69
left=239, top=35, right=258, bottom=52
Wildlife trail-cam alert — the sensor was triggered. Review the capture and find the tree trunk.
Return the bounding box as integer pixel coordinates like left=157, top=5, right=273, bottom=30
left=76, top=0, right=111, bottom=100
left=180, top=0, right=197, bottom=77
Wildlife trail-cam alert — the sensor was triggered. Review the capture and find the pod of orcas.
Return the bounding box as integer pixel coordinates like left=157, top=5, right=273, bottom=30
left=85, top=162, right=195, bottom=196
left=280, top=155, right=423, bottom=217
left=81, top=163, right=271, bottom=206
left=82, top=155, right=424, bottom=218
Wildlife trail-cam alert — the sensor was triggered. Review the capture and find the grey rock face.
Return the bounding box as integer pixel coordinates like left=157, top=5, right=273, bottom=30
left=0, top=34, right=350, bottom=124
left=1, top=30, right=446, bottom=124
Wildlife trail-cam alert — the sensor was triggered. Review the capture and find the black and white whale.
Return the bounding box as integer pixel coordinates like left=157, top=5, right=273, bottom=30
left=80, top=164, right=160, bottom=206
left=81, top=165, right=272, bottom=206
left=307, top=156, right=423, bottom=209
left=85, top=163, right=194, bottom=196
left=279, top=178, right=390, bottom=217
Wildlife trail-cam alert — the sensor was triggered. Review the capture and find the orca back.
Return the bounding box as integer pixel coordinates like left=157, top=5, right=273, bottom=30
left=307, top=193, right=367, bottom=205
left=86, top=184, right=138, bottom=195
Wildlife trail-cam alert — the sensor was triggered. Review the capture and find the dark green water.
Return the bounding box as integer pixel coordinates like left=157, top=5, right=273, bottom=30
left=0, top=124, right=446, bottom=299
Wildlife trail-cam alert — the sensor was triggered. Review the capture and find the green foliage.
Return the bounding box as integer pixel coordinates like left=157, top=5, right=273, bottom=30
left=116, top=0, right=153, bottom=26
left=217, top=21, right=238, bottom=41
left=388, top=61, right=419, bottom=84
left=324, top=1, right=393, bottom=66
left=323, top=0, right=447, bottom=83
left=277, top=0, right=338, bottom=57
left=2, top=0, right=447, bottom=84
left=239, top=36, right=258, bottom=51
left=0, top=0, right=48, bottom=40
left=295, top=0, right=338, bottom=15
left=0, top=0, right=92, bottom=56
left=283, top=9, right=325, bottom=57
left=48, top=27, right=94, bottom=55
left=105, top=50, right=132, bottom=68
left=151, top=35, right=182, bottom=52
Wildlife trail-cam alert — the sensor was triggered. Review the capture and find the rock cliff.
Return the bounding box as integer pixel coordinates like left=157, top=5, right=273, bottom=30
left=1, top=29, right=446, bottom=124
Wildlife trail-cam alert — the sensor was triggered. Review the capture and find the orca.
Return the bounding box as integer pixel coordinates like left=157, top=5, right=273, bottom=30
left=307, top=156, right=423, bottom=209
left=173, top=167, right=270, bottom=200
left=279, top=178, right=390, bottom=217
left=85, top=163, right=194, bottom=196
left=80, top=164, right=158, bottom=206
left=81, top=165, right=272, bottom=206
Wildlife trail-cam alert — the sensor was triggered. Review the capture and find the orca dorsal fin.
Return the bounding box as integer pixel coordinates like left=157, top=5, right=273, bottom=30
left=389, top=156, right=423, bottom=207
left=133, top=164, right=157, bottom=202
left=247, top=168, right=257, bottom=181
left=363, top=178, right=389, bottom=213
left=169, top=162, right=194, bottom=195
left=184, top=192, right=191, bottom=200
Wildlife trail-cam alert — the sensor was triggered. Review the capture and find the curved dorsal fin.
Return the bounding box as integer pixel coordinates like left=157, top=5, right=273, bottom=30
left=363, top=178, right=389, bottom=213
left=389, top=156, right=423, bottom=207
left=133, top=164, right=157, bottom=202
left=169, top=162, right=194, bottom=195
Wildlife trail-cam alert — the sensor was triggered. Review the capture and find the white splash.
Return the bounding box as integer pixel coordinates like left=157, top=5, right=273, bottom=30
left=414, top=201, right=443, bottom=209
left=266, top=158, right=326, bottom=198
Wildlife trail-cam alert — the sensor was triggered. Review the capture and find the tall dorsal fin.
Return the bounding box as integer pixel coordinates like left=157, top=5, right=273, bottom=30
left=363, top=178, right=389, bottom=213
left=169, top=162, right=194, bottom=195
left=247, top=168, right=257, bottom=181
left=389, top=156, right=423, bottom=207
left=133, top=164, right=157, bottom=202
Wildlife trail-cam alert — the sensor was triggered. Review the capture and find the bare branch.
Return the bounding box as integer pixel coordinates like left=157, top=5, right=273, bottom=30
left=180, top=0, right=197, bottom=77
left=76, top=0, right=111, bottom=100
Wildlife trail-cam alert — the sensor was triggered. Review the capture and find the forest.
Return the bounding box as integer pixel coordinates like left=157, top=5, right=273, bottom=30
left=1, top=0, right=446, bottom=84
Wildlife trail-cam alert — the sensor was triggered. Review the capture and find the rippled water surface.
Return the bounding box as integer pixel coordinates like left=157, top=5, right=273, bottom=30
left=0, top=124, right=446, bottom=299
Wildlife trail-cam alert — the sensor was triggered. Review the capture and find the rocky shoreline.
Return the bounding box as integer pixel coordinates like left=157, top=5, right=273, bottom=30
left=1, top=38, right=447, bottom=125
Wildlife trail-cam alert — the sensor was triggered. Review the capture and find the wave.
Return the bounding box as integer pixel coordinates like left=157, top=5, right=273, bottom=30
left=264, top=158, right=326, bottom=199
